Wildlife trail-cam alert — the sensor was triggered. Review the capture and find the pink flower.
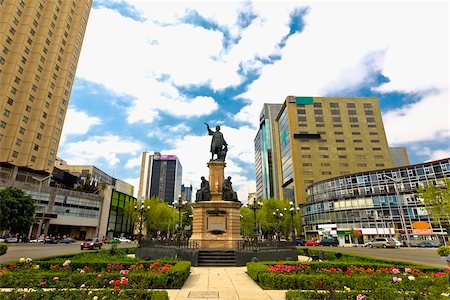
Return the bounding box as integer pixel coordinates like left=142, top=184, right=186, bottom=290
left=119, top=270, right=129, bottom=275
left=109, top=280, right=115, bottom=285
left=79, top=269, right=85, bottom=274
left=433, top=272, right=445, bottom=277
left=97, top=274, right=102, bottom=278
left=53, top=277, right=59, bottom=281
left=391, top=268, right=400, bottom=274
left=356, top=294, right=366, bottom=300
left=392, top=277, right=402, bottom=283
left=404, top=267, right=412, bottom=273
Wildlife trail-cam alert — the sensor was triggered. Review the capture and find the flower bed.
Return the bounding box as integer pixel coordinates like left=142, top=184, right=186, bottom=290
left=0, top=289, right=168, bottom=300
left=247, top=261, right=448, bottom=298
left=0, top=250, right=190, bottom=290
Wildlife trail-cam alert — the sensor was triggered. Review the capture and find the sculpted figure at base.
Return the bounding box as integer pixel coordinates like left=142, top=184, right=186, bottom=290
left=196, top=176, right=211, bottom=202
left=205, top=123, right=227, bottom=161
left=222, top=176, right=239, bottom=202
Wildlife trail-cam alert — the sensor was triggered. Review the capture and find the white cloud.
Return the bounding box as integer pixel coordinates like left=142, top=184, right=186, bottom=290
left=168, top=123, right=191, bottom=134
left=125, top=155, right=142, bottom=169
left=60, top=107, right=101, bottom=145
left=122, top=176, right=140, bottom=198
left=62, top=135, right=144, bottom=167
left=383, top=90, right=450, bottom=144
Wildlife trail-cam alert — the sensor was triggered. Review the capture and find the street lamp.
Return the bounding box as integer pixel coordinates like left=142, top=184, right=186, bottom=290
left=385, top=175, right=411, bottom=247
left=134, top=201, right=150, bottom=244
left=272, top=209, right=283, bottom=241
left=173, top=195, right=188, bottom=242
left=31, top=175, right=53, bottom=239
left=289, top=201, right=295, bottom=241
left=248, top=199, right=263, bottom=241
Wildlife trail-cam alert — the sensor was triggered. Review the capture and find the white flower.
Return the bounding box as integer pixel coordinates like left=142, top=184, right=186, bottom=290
left=88, top=291, right=92, bottom=295
left=63, top=260, right=71, bottom=267
left=79, top=269, right=85, bottom=274
left=80, top=284, right=85, bottom=288
left=93, top=297, right=98, bottom=300
left=26, top=258, right=32, bottom=263
left=33, top=265, right=40, bottom=269
left=19, top=258, right=25, bottom=263
left=408, top=276, right=415, bottom=281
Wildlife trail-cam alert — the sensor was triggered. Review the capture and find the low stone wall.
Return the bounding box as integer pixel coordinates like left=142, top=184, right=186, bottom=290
left=235, top=249, right=298, bottom=266
left=135, top=247, right=199, bottom=265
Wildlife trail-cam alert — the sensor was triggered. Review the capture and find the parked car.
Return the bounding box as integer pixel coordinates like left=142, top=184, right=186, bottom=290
left=44, top=237, right=59, bottom=244
left=320, top=237, right=339, bottom=247
left=295, top=239, right=305, bottom=246
left=80, top=238, right=103, bottom=250
left=0, top=237, right=5, bottom=243
left=59, top=237, right=76, bottom=244
left=305, top=240, right=320, bottom=246
left=115, top=237, right=131, bottom=243
left=365, top=237, right=396, bottom=248
left=5, top=237, right=18, bottom=243
left=29, top=237, right=44, bottom=243
left=392, top=238, right=403, bottom=248
left=414, top=241, right=440, bottom=248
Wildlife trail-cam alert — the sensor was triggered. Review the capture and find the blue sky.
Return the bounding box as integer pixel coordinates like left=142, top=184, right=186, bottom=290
left=57, top=1, right=449, bottom=199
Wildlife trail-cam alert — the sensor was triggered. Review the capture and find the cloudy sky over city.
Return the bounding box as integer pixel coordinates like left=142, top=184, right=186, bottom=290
left=57, top=0, right=449, bottom=199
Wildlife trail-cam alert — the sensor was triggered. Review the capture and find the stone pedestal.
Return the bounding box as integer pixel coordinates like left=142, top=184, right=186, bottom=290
left=190, top=201, right=242, bottom=249
left=207, top=161, right=225, bottom=202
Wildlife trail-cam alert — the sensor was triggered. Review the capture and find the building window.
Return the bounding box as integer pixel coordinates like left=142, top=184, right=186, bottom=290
left=4, top=109, right=11, bottom=117
left=322, top=171, right=332, bottom=175
left=42, top=112, right=47, bottom=119
left=315, top=117, right=324, bottom=122
left=357, top=163, right=367, bottom=167
left=47, top=159, right=53, bottom=166
left=321, top=163, right=330, bottom=167
left=14, top=76, right=20, bottom=83
left=335, top=131, right=343, bottom=135
left=299, top=123, right=307, bottom=127
left=376, top=164, right=385, bottom=167
left=29, top=95, right=34, bottom=102
left=353, top=139, right=362, bottom=143
left=314, top=109, right=323, bottom=115
left=7, top=98, right=13, bottom=105
left=303, top=163, right=312, bottom=166
left=12, top=151, right=18, bottom=158
left=370, top=139, right=380, bottom=143
left=19, top=127, right=25, bottom=134
left=18, top=66, right=23, bottom=73
left=302, top=155, right=311, bottom=158
left=373, top=147, right=381, bottom=151
left=35, top=74, right=40, bottom=82
left=368, top=124, right=377, bottom=128
left=313, top=102, right=322, bottom=108
left=37, top=133, right=42, bottom=140
left=16, top=139, right=22, bottom=145
left=32, top=84, right=37, bottom=91
left=31, top=155, right=36, bottom=162
left=297, top=109, right=306, bottom=114
left=0, top=121, right=6, bottom=128
left=316, top=124, right=325, bottom=127
left=374, top=155, right=383, bottom=159
left=331, top=110, right=340, bottom=115
left=39, top=122, right=44, bottom=129
left=330, top=103, right=339, bottom=108
left=336, top=139, right=344, bottom=143
left=355, top=147, right=364, bottom=151
left=347, top=103, right=356, bottom=108
left=336, top=147, right=346, bottom=150
left=332, top=117, right=341, bottom=122
left=320, top=155, right=329, bottom=158
left=0, top=56, right=5, bottom=64
left=356, top=155, right=365, bottom=159
left=34, top=144, right=39, bottom=151
left=52, top=138, right=57, bottom=145
left=48, top=92, right=52, bottom=99
left=59, top=108, right=65, bottom=115
left=339, top=163, right=349, bottom=167
left=22, top=116, right=28, bottom=123
left=298, top=116, right=307, bottom=122
left=319, top=147, right=328, bottom=150
left=349, top=117, right=358, bottom=123
left=350, top=124, right=360, bottom=128
left=348, top=110, right=357, bottom=115
left=50, top=149, right=55, bottom=155
left=352, top=132, right=361, bottom=135
left=45, top=101, right=50, bottom=108
left=366, top=117, right=375, bottom=123
left=301, top=146, right=310, bottom=150
left=363, top=103, right=373, bottom=108
left=365, top=110, right=374, bottom=115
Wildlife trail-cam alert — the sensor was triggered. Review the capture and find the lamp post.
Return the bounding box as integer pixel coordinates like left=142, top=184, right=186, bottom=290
left=248, top=199, right=263, bottom=241
left=32, top=175, right=53, bottom=239
left=289, top=201, right=295, bottom=242
left=385, top=175, right=411, bottom=247
left=272, top=209, right=283, bottom=241
left=134, top=200, right=150, bottom=244
left=173, top=195, right=188, bottom=243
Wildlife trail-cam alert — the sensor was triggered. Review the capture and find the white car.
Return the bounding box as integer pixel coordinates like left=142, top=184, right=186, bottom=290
left=0, top=238, right=5, bottom=243
left=116, top=237, right=131, bottom=243
left=392, top=239, right=402, bottom=247
left=29, top=237, right=45, bottom=243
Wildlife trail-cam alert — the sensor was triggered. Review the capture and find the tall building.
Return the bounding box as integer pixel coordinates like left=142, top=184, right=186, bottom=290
left=274, top=96, right=393, bottom=206
left=0, top=0, right=92, bottom=181
left=254, top=103, right=282, bottom=200
left=389, top=147, right=410, bottom=167
left=181, top=182, right=192, bottom=203
left=138, top=152, right=182, bottom=204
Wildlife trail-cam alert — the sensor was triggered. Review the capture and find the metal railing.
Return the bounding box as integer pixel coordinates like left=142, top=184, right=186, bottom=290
left=139, top=239, right=199, bottom=249
left=237, top=240, right=296, bottom=251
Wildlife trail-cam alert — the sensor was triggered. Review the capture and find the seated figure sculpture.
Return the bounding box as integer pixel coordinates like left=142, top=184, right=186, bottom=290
left=222, top=176, right=239, bottom=202
left=196, top=176, right=211, bottom=202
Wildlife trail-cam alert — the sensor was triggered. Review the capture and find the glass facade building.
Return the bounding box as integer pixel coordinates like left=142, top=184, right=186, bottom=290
left=301, top=158, right=450, bottom=245
left=106, top=190, right=135, bottom=238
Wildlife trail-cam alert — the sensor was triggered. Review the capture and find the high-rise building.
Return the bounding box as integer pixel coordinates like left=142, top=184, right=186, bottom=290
left=389, top=147, right=410, bottom=167
left=254, top=103, right=282, bottom=200
left=181, top=182, right=192, bottom=203
left=138, top=152, right=182, bottom=204
left=274, top=96, right=393, bottom=205
left=0, top=0, right=92, bottom=180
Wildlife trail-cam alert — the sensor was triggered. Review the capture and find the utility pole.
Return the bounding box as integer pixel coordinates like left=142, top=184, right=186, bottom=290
left=32, top=175, right=53, bottom=238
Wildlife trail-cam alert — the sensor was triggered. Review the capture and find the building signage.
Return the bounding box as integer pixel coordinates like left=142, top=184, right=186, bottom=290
left=412, top=221, right=431, bottom=229
left=412, top=229, right=432, bottom=235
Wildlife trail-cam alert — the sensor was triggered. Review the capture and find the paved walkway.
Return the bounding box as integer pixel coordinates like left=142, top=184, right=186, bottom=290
left=167, top=267, right=286, bottom=300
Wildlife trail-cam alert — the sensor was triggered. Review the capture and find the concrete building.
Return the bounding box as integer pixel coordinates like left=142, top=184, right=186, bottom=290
left=254, top=103, right=282, bottom=200
left=300, top=158, right=450, bottom=246
left=389, top=147, right=411, bottom=167
left=274, top=96, right=393, bottom=206
left=0, top=0, right=92, bottom=181
left=138, top=152, right=182, bottom=204
left=181, top=182, right=193, bottom=203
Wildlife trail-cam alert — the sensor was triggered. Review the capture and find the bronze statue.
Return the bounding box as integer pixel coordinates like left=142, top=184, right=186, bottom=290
left=196, top=176, right=211, bottom=202
left=222, top=176, right=239, bottom=202
left=205, top=123, right=227, bottom=161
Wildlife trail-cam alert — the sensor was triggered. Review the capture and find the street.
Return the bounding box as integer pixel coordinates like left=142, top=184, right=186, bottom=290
left=0, top=242, right=136, bottom=264
left=303, top=246, right=447, bottom=267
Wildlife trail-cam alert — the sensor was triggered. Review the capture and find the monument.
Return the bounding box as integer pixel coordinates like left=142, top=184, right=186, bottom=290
left=189, top=123, right=242, bottom=249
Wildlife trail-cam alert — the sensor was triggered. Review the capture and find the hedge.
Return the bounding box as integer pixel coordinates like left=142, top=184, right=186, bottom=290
left=0, top=289, right=168, bottom=300
left=0, top=243, right=6, bottom=256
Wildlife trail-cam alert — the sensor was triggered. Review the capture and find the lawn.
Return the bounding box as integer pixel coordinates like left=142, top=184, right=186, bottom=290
left=0, top=248, right=191, bottom=299
left=248, top=249, right=449, bottom=299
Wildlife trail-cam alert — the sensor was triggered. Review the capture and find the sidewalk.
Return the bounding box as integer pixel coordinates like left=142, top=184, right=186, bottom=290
left=168, top=267, right=286, bottom=300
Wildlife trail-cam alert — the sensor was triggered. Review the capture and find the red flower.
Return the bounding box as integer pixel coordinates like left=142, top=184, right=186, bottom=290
left=114, top=285, right=119, bottom=291
left=115, top=279, right=121, bottom=285
left=121, top=278, right=129, bottom=285
left=330, top=268, right=336, bottom=272
left=39, top=282, right=46, bottom=286
left=346, top=269, right=352, bottom=274
left=88, top=285, right=93, bottom=289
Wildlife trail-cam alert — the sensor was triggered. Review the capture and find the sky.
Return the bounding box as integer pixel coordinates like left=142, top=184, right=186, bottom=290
left=57, top=0, right=450, bottom=201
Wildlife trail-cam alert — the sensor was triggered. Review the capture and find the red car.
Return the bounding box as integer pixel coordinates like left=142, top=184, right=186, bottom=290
left=305, top=240, right=320, bottom=246
left=80, top=238, right=103, bottom=250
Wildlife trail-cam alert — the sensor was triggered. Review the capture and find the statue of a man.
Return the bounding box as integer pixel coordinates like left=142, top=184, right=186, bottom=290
left=222, top=176, right=239, bottom=202
left=195, top=176, right=211, bottom=202
left=205, top=123, right=227, bottom=161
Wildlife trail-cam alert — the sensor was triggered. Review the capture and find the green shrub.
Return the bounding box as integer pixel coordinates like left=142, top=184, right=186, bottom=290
left=0, top=289, right=168, bottom=300
left=437, top=245, right=450, bottom=257
left=0, top=243, right=7, bottom=256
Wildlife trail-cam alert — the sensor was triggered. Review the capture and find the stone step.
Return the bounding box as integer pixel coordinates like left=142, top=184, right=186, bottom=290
left=198, top=250, right=237, bottom=266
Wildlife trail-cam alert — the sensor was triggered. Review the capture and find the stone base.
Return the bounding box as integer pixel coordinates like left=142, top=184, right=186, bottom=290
left=207, top=161, right=225, bottom=201
left=190, top=201, right=242, bottom=249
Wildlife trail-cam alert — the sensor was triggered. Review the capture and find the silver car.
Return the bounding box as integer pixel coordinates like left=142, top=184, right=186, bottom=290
left=366, top=237, right=396, bottom=248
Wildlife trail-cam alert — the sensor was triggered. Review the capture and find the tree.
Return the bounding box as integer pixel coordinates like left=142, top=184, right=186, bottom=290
left=416, top=177, right=450, bottom=225
left=239, top=206, right=254, bottom=238
left=0, top=187, right=36, bottom=233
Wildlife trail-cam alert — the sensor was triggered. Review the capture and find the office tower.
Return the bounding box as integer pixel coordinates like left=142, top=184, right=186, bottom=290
left=138, top=152, right=182, bottom=204
left=275, top=96, right=393, bottom=205
left=254, top=103, right=282, bottom=200
left=0, top=0, right=92, bottom=180
left=389, top=147, right=410, bottom=167
left=181, top=182, right=192, bottom=202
